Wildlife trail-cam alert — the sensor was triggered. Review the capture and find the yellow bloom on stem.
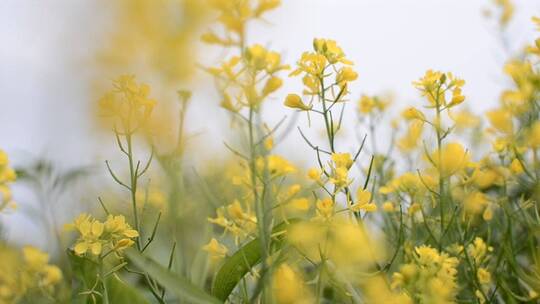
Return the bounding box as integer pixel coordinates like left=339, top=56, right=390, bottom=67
left=286, top=184, right=301, bottom=196
left=467, top=237, right=493, bottom=264
left=254, top=0, right=281, bottom=17
left=258, top=155, right=296, bottom=177
left=307, top=167, right=322, bottom=182
left=336, top=66, right=358, bottom=84
left=202, top=238, right=228, bottom=260
left=382, top=201, right=396, bottom=212
left=432, top=142, right=469, bottom=176
left=510, top=158, right=524, bottom=174
left=312, top=38, right=352, bottom=65
left=283, top=94, right=311, bottom=111
left=272, top=263, right=312, bottom=304
left=463, top=191, right=490, bottom=216
left=471, top=168, right=500, bottom=189
left=398, top=121, right=424, bottom=151
left=358, top=95, right=376, bottom=114
left=262, top=76, right=283, bottom=96
left=477, top=268, right=491, bottom=285
left=329, top=166, right=350, bottom=188
left=448, top=87, right=465, bottom=107
left=402, top=107, right=425, bottom=121
left=351, top=188, right=377, bottom=212
left=0, top=149, right=16, bottom=212
left=331, top=152, right=353, bottom=170
left=528, top=121, right=540, bottom=148
left=487, top=109, right=513, bottom=134
left=68, top=213, right=138, bottom=256
left=316, top=198, right=334, bottom=219
left=98, top=75, right=157, bottom=132
left=289, top=198, right=310, bottom=211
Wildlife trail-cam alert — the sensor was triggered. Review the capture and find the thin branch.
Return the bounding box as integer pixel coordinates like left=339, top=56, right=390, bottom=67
left=105, top=161, right=130, bottom=190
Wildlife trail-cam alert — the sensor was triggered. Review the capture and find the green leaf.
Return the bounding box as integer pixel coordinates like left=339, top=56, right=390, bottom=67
left=126, top=249, right=221, bottom=304
left=107, top=275, right=149, bottom=304
left=67, top=250, right=99, bottom=303
left=211, top=219, right=298, bottom=301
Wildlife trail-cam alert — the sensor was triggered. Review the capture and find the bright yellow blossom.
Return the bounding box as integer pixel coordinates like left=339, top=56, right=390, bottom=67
left=202, top=238, right=228, bottom=261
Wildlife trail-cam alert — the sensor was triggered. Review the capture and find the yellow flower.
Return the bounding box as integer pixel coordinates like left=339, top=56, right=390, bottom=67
left=104, top=215, right=139, bottom=238
left=449, top=109, right=481, bottom=130
left=487, top=109, right=513, bottom=134
left=331, top=152, right=353, bottom=170
left=329, top=166, right=350, bottom=188
left=356, top=188, right=372, bottom=205
left=21, top=246, right=63, bottom=288
left=289, top=198, right=310, bottom=211
left=358, top=95, right=376, bottom=114
left=448, top=87, right=465, bottom=107
left=286, top=184, right=301, bottom=196
left=307, top=167, right=322, bottom=182
left=290, top=52, right=327, bottom=77
left=413, top=70, right=465, bottom=108
left=254, top=0, right=281, bottom=17
left=528, top=121, right=540, bottom=148
left=313, top=38, right=352, bottom=65
left=98, top=75, right=157, bottom=132
left=382, top=201, right=395, bottom=212
left=394, top=245, right=460, bottom=303
left=510, top=158, right=524, bottom=174
left=398, top=121, right=424, bottom=151
left=402, top=107, right=425, bottom=121
left=471, top=168, right=500, bottom=189
left=0, top=149, right=17, bottom=213
left=467, top=237, right=493, bottom=264
left=226, top=200, right=247, bottom=221
left=483, top=205, right=494, bottom=221
left=477, top=268, right=491, bottom=285
left=463, top=191, right=490, bottom=216
left=272, top=264, right=312, bottom=304
left=258, top=155, right=296, bottom=177
left=316, top=198, right=334, bottom=219
left=432, top=142, right=469, bottom=176
left=69, top=213, right=138, bottom=256
left=262, top=76, right=283, bottom=96
left=351, top=202, right=377, bottom=213
left=336, top=66, right=358, bottom=84
left=202, top=238, right=228, bottom=260
left=283, top=94, right=311, bottom=111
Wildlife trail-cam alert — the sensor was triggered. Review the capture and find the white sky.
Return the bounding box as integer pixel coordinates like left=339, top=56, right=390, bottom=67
left=0, top=0, right=539, bottom=247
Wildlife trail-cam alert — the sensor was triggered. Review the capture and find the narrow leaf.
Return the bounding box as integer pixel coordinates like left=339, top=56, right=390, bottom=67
left=126, top=249, right=221, bottom=304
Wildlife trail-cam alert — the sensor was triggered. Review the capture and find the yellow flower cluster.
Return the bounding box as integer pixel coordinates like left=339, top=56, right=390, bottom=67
left=287, top=220, right=384, bottom=279
left=285, top=38, right=357, bottom=111
left=0, top=245, right=62, bottom=303
left=67, top=214, right=139, bottom=257
left=98, top=0, right=208, bottom=82
left=0, top=150, right=16, bottom=212
left=98, top=75, right=157, bottom=133
left=208, top=44, right=289, bottom=112
left=208, top=199, right=258, bottom=245
left=358, top=94, right=391, bottom=115
left=392, top=245, right=459, bottom=304
left=203, top=0, right=280, bottom=45
left=202, top=238, right=229, bottom=261
left=413, top=70, right=466, bottom=109
left=271, top=263, right=313, bottom=304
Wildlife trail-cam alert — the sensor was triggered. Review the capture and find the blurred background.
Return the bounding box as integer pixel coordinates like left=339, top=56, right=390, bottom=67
left=0, top=0, right=539, bottom=250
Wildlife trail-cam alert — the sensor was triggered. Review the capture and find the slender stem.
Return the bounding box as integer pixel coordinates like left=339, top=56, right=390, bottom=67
left=126, top=133, right=142, bottom=249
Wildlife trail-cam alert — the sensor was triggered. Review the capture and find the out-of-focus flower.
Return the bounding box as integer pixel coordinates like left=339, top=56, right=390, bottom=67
left=0, top=149, right=17, bottom=212
left=202, top=238, right=228, bottom=261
